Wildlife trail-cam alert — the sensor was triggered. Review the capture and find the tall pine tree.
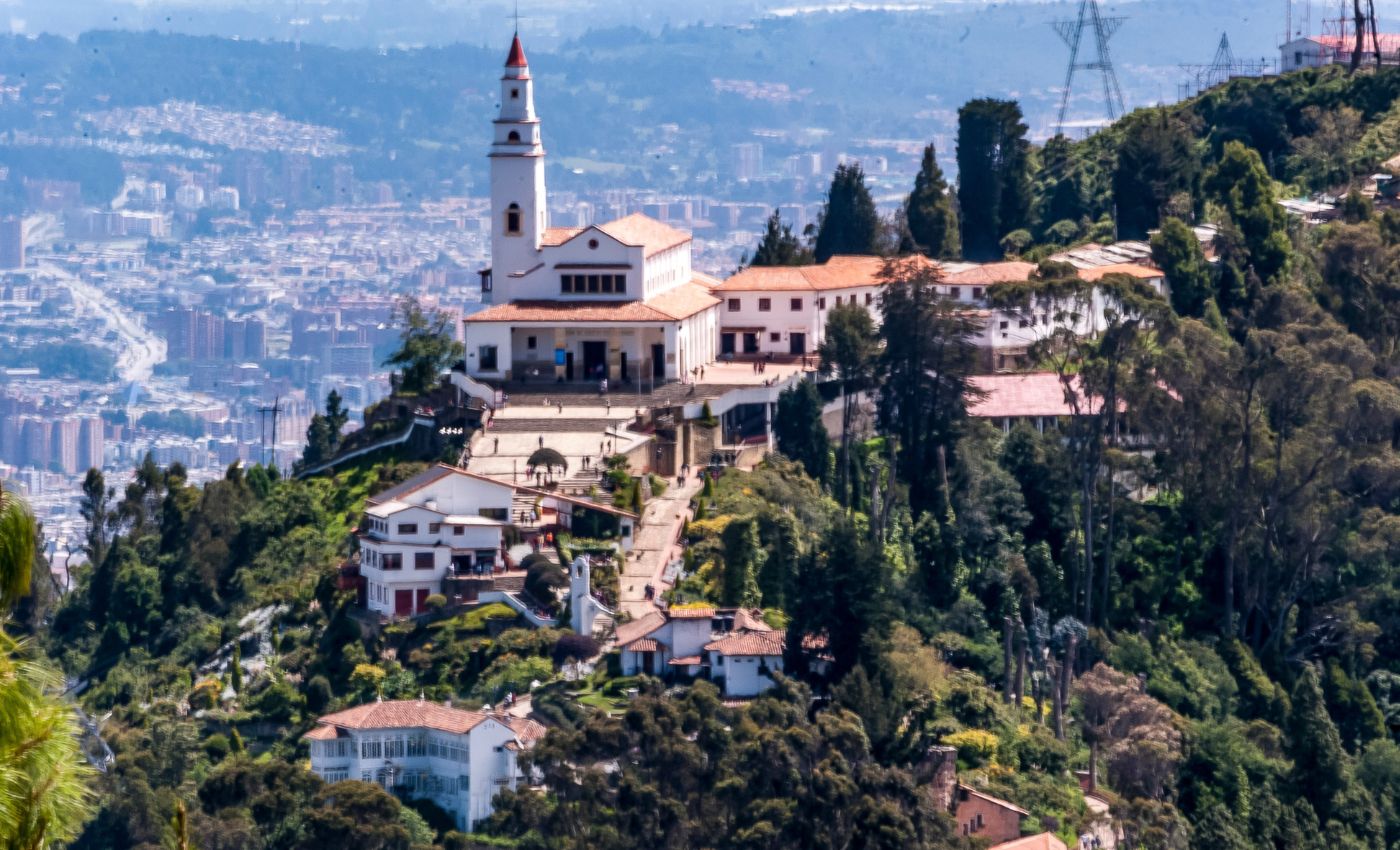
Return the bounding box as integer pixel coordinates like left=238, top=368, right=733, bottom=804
left=956, top=98, right=1032, bottom=261
left=904, top=143, right=960, bottom=258
left=749, top=209, right=814, bottom=267
left=813, top=163, right=880, bottom=263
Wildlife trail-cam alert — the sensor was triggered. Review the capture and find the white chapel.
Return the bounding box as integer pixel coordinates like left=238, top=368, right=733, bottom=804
left=464, top=34, right=721, bottom=385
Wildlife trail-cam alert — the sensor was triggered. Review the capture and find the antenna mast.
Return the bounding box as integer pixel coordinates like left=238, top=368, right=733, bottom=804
left=1052, top=0, right=1128, bottom=137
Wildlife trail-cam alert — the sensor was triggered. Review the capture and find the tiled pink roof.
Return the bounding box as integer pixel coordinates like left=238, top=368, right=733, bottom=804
left=967, top=373, right=1109, bottom=419
left=715, top=254, right=939, bottom=293
left=623, top=638, right=660, bottom=653
left=1077, top=263, right=1164, bottom=282
left=705, top=629, right=785, bottom=657
left=943, top=261, right=1037, bottom=287
left=464, top=282, right=718, bottom=324
left=614, top=610, right=666, bottom=647
left=313, top=699, right=489, bottom=735
left=669, top=655, right=703, bottom=665
left=596, top=214, right=692, bottom=258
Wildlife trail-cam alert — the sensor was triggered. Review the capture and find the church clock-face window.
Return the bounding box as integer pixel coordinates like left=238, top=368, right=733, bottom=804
left=505, top=204, right=522, bottom=236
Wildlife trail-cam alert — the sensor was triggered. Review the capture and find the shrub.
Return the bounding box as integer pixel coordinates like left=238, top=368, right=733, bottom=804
left=349, top=663, right=387, bottom=698
left=553, top=633, right=601, bottom=665
left=189, top=678, right=221, bottom=711
left=944, top=728, right=1001, bottom=768
left=204, top=733, right=231, bottom=762
left=304, top=674, right=333, bottom=713
left=424, top=593, right=447, bottom=612
left=700, top=401, right=717, bottom=427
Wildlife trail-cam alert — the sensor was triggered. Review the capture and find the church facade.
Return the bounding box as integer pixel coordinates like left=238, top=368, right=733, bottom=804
left=463, top=35, right=720, bottom=384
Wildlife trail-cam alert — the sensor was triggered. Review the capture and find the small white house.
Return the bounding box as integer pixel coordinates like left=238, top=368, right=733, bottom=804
left=305, top=699, right=545, bottom=833
left=615, top=606, right=785, bottom=698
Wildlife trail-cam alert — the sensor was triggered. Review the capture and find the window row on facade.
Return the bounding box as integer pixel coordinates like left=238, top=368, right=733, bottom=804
left=560, top=273, right=627, bottom=294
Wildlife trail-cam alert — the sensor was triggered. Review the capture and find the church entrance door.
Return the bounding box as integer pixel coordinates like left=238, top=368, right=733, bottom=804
left=652, top=344, right=666, bottom=379
left=582, top=340, right=608, bottom=380
left=620, top=352, right=629, bottom=382
left=565, top=351, right=575, bottom=381
left=789, top=333, right=806, bottom=355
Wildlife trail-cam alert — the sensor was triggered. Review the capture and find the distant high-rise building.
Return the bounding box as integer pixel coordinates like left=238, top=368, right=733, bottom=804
left=210, top=186, right=240, bottom=211
left=174, top=184, right=206, bottom=210
left=732, top=142, right=764, bottom=181
left=368, top=181, right=394, bottom=205
left=21, top=417, right=50, bottom=469
left=0, top=217, right=22, bottom=270
left=326, top=343, right=374, bottom=378
left=225, top=318, right=267, bottom=361
left=143, top=182, right=167, bottom=204
left=50, top=418, right=81, bottom=474
left=78, top=416, right=104, bottom=471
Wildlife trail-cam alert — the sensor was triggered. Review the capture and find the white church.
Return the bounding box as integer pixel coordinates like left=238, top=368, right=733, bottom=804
left=464, top=34, right=721, bottom=384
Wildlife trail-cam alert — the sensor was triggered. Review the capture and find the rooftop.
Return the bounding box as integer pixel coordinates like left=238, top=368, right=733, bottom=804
left=309, top=699, right=490, bottom=735
left=715, top=254, right=938, bottom=293
left=464, top=281, right=719, bottom=323
left=967, top=372, right=1109, bottom=419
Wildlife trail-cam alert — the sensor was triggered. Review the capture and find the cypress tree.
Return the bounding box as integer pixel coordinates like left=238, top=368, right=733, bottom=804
left=1286, top=664, right=1348, bottom=821
left=905, top=143, right=960, bottom=258
left=813, top=163, right=880, bottom=263
left=749, top=209, right=813, bottom=267
left=957, top=98, right=1032, bottom=261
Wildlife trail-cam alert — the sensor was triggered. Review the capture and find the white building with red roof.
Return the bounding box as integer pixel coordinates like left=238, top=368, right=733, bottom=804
left=465, top=34, right=719, bottom=384
left=304, top=698, right=545, bottom=832
left=615, top=606, right=786, bottom=697
left=355, top=463, right=636, bottom=619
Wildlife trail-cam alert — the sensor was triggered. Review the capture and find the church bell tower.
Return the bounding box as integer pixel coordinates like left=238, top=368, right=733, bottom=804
left=487, top=33, right=547, bottom=304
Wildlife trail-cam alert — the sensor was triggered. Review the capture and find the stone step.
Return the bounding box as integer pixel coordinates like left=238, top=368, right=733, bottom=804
left=491, top=418, right=623, bottom=434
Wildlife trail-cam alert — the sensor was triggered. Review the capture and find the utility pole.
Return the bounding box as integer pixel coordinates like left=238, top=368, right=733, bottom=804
left=256, top=395, right=283, bottom=469
left=1052, top=0, right=1128, bottom=137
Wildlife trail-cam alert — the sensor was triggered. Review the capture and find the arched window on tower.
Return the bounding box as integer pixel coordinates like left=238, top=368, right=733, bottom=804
left=507, top=130, right=521, bottom=143
left=505, top=203, right=522, bottom=236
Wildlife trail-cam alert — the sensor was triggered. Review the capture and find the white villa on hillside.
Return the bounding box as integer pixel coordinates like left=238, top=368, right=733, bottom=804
left=305, top=699, right=545, bottom=832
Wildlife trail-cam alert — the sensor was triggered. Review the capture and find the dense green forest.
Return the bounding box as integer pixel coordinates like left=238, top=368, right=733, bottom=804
left=10, top=61, right=1400, bottom=850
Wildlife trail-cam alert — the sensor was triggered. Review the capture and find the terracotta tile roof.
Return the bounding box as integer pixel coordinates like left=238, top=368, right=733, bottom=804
left=967, top=373, right=1113, bottom=419
left=715, top=254, right=939, bottom=293
left=733, top=608, right=774, bottom=632
left=644, top=282, right=723, bottom=320
left=669, top=606, right=716, bottom=619
left=596, top=213, right=692, bottom=258
left=506, top=716, right=548, bottom=744
left=669, top=655, right=703, bottom=665
left=942, top=261, right=1037, bottom=286
left=615, top=610, right=667, bottom=647
left=303, top=724, right=342, bottom=740
left=705, top=629, right=785, bottom=657
left=959, top=784, right=1031, bottom=816
left=313, top=699, right=489, bottom=735
left=1076, top=262, right=1164, bottom=282
left=992, top=833, right=1068, bottom=850
left=622, top=637, right=661, bottom=653
left=541, top=226, right=583, bottom=247
left=464, top=282, right=718, bottom=324
left=1313, top=33, right=1400, bottom=53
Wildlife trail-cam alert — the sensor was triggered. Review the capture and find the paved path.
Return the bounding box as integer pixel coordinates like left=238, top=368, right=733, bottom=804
left=620, top=474, right=703, bottom=619
left=1084, top=792, right=1118, bottom=850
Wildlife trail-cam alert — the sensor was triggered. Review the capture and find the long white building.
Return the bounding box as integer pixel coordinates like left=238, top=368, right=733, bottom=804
left=305, top=698, right=545, bottom=832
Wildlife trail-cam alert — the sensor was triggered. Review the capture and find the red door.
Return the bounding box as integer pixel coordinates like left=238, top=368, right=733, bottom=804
left=395, top=589, right=413, bottom=616
left=415, top=588, right=430, bottom=613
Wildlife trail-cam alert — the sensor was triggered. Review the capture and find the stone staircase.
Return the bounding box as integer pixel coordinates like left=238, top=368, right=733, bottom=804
left=492, top=417, right=623, bottom=434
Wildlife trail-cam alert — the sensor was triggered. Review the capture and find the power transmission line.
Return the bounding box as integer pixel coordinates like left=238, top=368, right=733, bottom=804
left=1052, top=0, right=1127, bottom=137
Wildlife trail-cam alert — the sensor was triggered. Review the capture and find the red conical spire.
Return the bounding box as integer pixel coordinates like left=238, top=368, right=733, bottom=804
left=505, top=34, right=528, bottom=68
